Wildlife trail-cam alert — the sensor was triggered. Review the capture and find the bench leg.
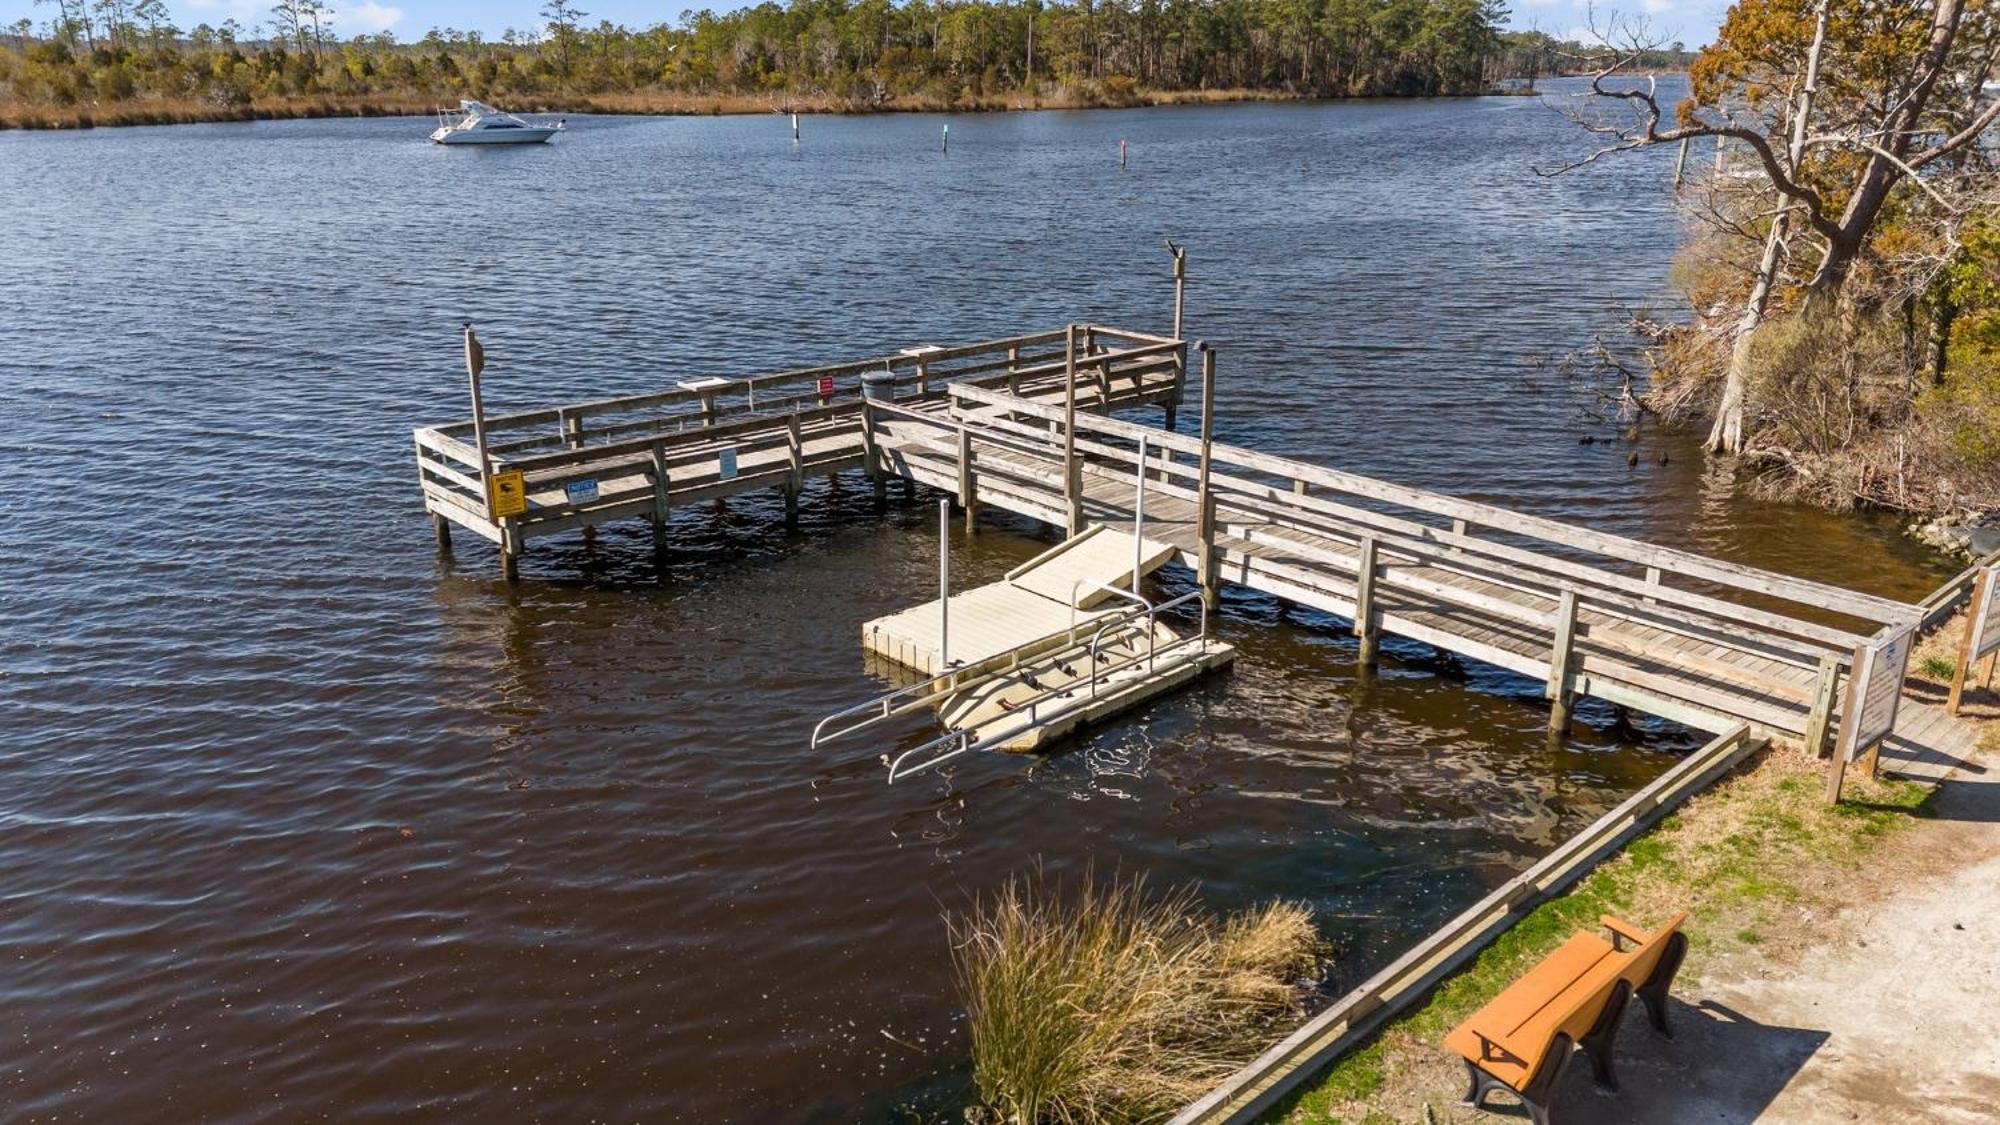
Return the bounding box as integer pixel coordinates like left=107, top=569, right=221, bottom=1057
left=1638, top=932, right=1688, bottom=1038
left=1517, top=1041, right=1575, bottom=1125
left=1578, top=980, right=1632, bottom=1092
left=1459, top=1059, right=1510, bottom=1109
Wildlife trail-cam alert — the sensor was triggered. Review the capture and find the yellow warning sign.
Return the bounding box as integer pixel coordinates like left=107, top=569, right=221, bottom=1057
left=488, top=470, right=528, bottom=518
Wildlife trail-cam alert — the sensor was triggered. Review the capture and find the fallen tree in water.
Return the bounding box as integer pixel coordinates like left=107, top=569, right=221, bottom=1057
left=949, top=871, right=1324, bottom=1124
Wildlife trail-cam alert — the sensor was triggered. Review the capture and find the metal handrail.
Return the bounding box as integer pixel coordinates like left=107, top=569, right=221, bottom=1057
left=1070, top=579, right=1151, bottom=631
left=810, top=596, right=1165, bottom=750
left=886, top=612, right=1216, bottom=784
left=1085, top=590, right=1208, bottom=699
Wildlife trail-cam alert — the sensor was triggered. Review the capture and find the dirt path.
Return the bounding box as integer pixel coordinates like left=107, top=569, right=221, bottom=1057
left=1554, top=760, right=2000, bottom=1123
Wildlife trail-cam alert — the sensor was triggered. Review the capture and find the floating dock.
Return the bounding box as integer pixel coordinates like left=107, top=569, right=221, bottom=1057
left=846, top=524, right=1233, bottom=767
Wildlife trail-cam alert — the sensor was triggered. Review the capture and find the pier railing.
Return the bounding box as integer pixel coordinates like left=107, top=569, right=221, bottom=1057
left=412, top=325, right=1187, bottom=555
left=936, top=381, right=1920, bottom=743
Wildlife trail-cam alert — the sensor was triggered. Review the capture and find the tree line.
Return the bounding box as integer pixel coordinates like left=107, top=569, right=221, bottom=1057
left=1, top=0, right=1558, bottom=123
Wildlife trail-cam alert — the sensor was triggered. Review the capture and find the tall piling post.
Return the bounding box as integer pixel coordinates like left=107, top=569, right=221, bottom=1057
left=463, top=322, right=518, bottom=583
left=1194, top=342, right=1218, bottom=609
left=957, top=426, right=978, bottom=533
left=784, top=413, right=804, bottom=529
left=1165, top=240, right=1187, bottom=431
left=648, top=442, right=671, bottom=571
left=1546, top=587, right=1579, bottom=736
left=1063, top=324, right=1082, bottom=536
left=1354, top=535, right=1380, bottom=666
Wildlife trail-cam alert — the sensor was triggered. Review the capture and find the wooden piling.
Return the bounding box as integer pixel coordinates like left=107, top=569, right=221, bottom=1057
left=956, top=427, right=978, bottom=533
left=648, top=443, right=671, bottom=558
left=1195, top=343, right=1218, bottom=609
left=1803, top=651, right=1841, bottom=755
left=431, top=513, right=452, bottom=551
left=1546, top=587, right=1579, bottom=735
left=861, top=400, right=887, bottom=511
left=1006, top=345, right=1021, bottom=396
left=1063, top=324, right=1082, bottom=536
left=1354, top=535, right=1380, bottom=666
left=785, top=414, right=805, bottom=529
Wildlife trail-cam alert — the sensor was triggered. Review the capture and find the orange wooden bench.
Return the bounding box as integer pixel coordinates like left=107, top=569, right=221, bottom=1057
left=1444, top=913, right=1687, bottom=1125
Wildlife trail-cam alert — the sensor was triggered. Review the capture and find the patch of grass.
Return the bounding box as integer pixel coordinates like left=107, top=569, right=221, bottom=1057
left=1273, top=740, right=1943, bottom=1124
left=1920, top=654, right=1958, bottom=681
left=950, top=870, right=1325, bottom=1124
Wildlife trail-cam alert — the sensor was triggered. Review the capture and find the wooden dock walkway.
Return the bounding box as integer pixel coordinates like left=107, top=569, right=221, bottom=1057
left=414, top=324, right=1976, bottom=775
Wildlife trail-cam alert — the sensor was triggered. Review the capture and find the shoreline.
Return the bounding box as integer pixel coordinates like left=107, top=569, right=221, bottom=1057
left=0, top=84, right=1550, bottom=131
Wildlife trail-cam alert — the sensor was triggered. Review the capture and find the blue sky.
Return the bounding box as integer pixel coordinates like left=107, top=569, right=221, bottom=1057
left=6, top=0, right=1732, bottom=48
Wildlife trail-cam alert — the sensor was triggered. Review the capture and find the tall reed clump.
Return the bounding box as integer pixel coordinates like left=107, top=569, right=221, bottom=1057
left=948, top=871, right=1325, bottom=1124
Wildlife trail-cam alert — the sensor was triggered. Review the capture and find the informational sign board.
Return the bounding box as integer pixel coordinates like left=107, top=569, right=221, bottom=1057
left=1841, top=623, right=1914, bottom=761
left=564, top=478, right=599, bottom=505
left=718, top=446, right=738, bottom=480
left=1970, top=565, right=2000, bottom=662
left=488, top=470, right=528, bottom=518
left=817, top=376, right=835, bottom=397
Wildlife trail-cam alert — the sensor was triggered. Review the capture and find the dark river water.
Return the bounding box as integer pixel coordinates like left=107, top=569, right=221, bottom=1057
left=0, top=82, right=1954, bottom=1121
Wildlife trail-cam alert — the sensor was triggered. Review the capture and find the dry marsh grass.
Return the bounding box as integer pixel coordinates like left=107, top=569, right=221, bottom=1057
left=949, top=871, right=1324, bottom=1124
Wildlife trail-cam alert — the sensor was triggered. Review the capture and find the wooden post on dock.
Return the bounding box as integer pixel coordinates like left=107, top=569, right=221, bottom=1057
left=463, top=323, right=518, bottom=582
left=1168, top=240, right=1187, bottom=341
left=1947, top=568, right=1991, bottom=715
left=648, top=442, right=671, bottom=562
left=861, top=400, right=887, bottom=511
left=1195, top=342, right=1218, bottom=609
left=1672, top=136, right=1690, bottom=189
left=956, top=426, right=978, bottom=533
left=1546, top=587, right=1579, bottom=735
left=784, top=413, right=804, bottom=529
left=916, top=357, right=930, bottom=397
left=1803, top=652, right=1841, bottom=755
left=1006, top=346, right=1021, bottom=396
left=1826, top=645, right=1867, bottom=804
left=1354, top=535, right=1380, bottom=666
left=1063, top=324, right=1082, bottom=536
left=561, top=409, right=583, bottom=450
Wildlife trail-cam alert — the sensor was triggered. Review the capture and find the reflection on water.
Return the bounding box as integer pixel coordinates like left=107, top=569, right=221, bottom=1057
left=0, top=82, right=1955, bottom=1120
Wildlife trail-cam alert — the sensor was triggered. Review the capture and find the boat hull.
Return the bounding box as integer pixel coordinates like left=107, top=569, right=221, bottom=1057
left=430, top=128, right=558, bottom=145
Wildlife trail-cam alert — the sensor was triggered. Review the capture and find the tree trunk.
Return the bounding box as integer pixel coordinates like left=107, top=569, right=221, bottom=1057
left=1710, top=218, right=1788, bottom=453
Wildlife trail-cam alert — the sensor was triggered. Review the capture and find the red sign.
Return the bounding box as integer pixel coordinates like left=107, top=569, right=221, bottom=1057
left=817, top=376, right=835, bottom=396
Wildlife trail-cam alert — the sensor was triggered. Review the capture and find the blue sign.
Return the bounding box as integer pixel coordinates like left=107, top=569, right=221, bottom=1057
left=565, top=478, right=599, bottom=505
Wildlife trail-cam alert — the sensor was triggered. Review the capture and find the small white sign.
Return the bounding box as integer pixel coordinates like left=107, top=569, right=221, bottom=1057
left=718, top=446, right=738, bottom=480
left=564, top=478, right=599, bottom=505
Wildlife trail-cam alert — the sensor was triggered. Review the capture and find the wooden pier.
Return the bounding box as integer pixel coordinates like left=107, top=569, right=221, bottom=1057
left=414, top=324, right=1969, bottom=781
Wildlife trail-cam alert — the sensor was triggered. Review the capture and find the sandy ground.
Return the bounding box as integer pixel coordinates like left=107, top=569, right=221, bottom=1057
left=1535, top=759, right=2000, bottom=1123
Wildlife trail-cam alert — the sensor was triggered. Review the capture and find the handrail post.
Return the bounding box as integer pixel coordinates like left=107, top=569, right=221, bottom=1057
left=1826, top=643, right=1868, bottom=804
left=1007, top=345, right=1021, bottom=396
left=957, top=426, right=978, bottom=533
left=1063, top=324, right=1082, bottom=536
left=1195, top=342, right=1218, bottom=609
left=1354, top=535, right=1380, bottom=667
left=1803, top=651, right=1841, bottom=754
left=1947, top=567, right=1991, bottom=714
left=1547, top=587, right=1579, bottom=736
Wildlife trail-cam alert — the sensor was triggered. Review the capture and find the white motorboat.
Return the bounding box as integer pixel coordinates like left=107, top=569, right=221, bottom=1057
left=430, top=100, right=563, bottom=145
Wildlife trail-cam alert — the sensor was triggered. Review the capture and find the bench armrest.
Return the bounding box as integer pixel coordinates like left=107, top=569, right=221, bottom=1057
left=1602, top=914, right=1649, bottom=950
